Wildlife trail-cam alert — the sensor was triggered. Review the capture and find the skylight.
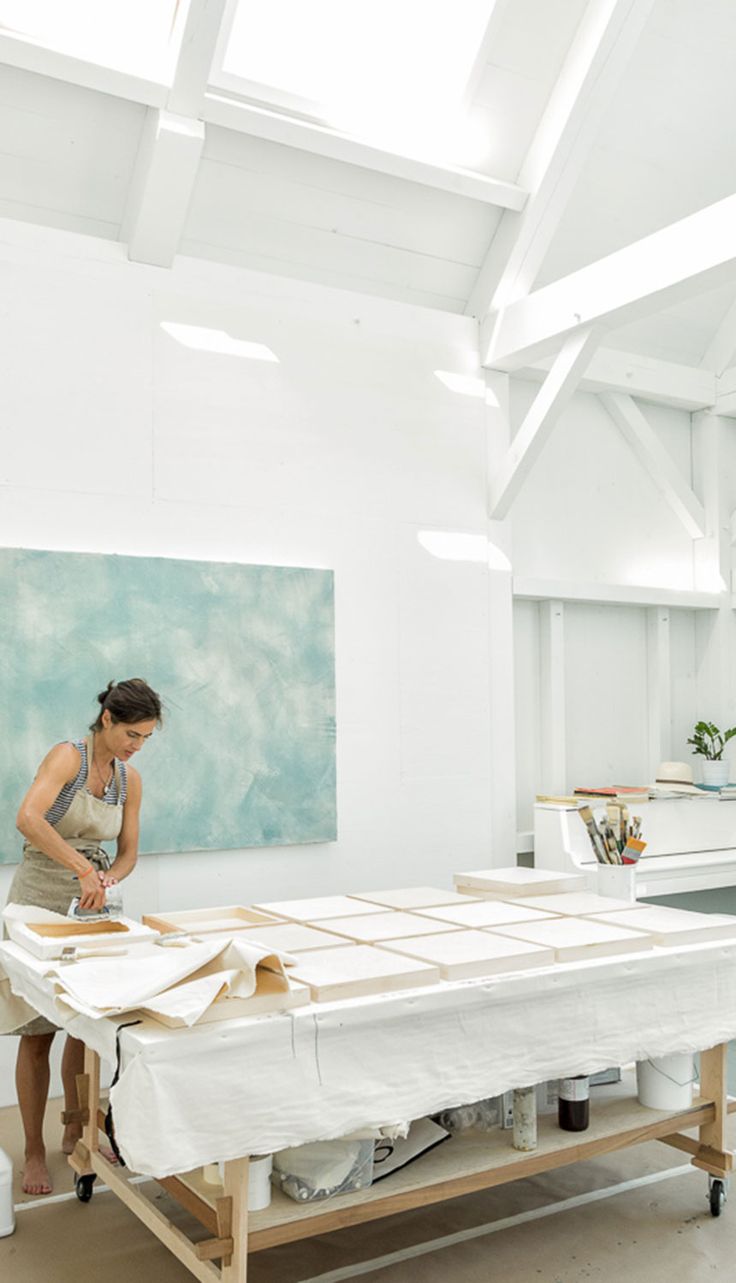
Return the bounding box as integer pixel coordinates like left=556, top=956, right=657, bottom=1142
left=0, top=0, right=182, bottom=82
left=216, top=0, right=494, bottom=166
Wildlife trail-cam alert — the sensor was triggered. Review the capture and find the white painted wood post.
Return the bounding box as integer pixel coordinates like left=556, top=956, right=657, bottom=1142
left=646, top=607, right=671, bottom=777
left=692, top=413, right=736, bottom=781
left=539, top=600, right=566, bottom=795
left=486, top=370, right=517, bottom=864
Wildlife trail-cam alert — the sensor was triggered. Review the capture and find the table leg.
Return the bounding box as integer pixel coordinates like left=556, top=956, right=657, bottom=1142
left=693, top=1043, right=733, bottom=1177
left=220, top=1157, right=249, bottom=1283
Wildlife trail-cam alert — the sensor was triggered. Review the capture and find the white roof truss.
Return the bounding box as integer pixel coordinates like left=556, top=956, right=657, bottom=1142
left=701, top=294, right=736, bottom=377
left=525, top=348, right=716, bottom=412
left=488, top=327, right=600, bottom=519
left=599, top=392, right=707, bottom=539
left=167, top=0, right=230, bottom=119
left=483, top=190, right=736, bottom=368
left=466, top=0, right=658, bottom=318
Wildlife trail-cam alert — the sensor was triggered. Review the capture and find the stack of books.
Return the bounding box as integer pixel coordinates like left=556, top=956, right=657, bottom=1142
left=572, top=785, right=650, bottom=805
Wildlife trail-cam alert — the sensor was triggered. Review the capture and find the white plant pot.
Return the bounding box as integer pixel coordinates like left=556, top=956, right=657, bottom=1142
left=702, top=759, right=730, bottom=788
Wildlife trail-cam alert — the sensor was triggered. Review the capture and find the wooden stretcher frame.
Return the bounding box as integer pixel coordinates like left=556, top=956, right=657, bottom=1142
left=68, top=1041, right=735, bottom=1282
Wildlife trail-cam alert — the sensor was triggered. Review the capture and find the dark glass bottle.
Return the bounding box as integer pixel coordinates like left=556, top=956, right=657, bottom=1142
left=558, top=1075, right=590, bottom=1132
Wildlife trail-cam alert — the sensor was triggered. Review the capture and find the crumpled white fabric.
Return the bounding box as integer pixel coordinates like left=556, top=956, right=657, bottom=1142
left=45, top=937, right=294, bottom=1025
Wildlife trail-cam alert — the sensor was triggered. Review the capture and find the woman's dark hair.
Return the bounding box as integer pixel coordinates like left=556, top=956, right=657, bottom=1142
left=90, top=679, right=163, bottom=731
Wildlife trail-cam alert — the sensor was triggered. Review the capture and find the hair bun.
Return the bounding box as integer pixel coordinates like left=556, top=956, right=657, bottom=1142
left=97, top=681, right=116, bottom=706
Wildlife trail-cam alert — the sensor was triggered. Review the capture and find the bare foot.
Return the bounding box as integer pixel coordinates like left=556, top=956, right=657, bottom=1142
left=62, top=1125, right=118, bottom=1165
left=22, top=1153, right=52, bottom=1196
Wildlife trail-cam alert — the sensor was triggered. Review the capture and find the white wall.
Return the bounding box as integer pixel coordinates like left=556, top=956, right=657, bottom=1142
left=0, top=220, right=494, bottom=1100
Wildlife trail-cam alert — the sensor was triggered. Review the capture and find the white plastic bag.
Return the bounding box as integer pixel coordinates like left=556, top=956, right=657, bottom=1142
left=272, top=1139, right=374, bottom=1202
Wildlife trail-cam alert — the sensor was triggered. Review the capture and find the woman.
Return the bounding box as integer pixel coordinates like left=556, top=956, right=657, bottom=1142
left=7, top=677, right=162, bottom=1195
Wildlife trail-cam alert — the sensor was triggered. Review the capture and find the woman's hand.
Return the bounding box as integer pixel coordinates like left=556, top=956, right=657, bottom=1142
left=78, top=867, right=106, bottom=911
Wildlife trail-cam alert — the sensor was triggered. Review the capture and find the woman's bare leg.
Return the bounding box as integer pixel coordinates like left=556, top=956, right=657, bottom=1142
left=16, top=1032, right=55, bottom=1194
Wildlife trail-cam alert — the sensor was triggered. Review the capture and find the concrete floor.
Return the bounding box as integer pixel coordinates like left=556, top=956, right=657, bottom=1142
left=2, top=1096, right=736, bottom=1283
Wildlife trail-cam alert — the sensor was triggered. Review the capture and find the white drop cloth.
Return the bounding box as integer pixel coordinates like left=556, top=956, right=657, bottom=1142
left=4, top=937, right=736, bottom=1177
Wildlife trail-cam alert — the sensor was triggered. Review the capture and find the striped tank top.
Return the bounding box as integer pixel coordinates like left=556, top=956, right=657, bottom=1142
left=45, top=738, right=128, bottom=827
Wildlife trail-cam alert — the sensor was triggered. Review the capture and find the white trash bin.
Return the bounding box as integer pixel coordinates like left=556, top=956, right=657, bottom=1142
left=0, top=1147, right=15, bottom=1238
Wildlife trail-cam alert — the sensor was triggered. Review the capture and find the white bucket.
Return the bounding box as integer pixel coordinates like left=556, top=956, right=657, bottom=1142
left=597, top=864, right=636, bottom=902
left=636, top=1053, right=694, bottom=1110
left=0, top=1147, right=15, bottom=1238
left=248, top=1155, right=272, bottom=1211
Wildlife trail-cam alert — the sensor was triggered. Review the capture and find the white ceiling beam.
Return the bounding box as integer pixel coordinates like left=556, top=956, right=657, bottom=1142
left=202, top=93, right=527, bottom=209
left=700, top=295, right=736, bottom=376
left=122, top=110, right=204, bottom=267
left=489, top=328, right=599, bottom=519
left=513, top=579, right=723, bottom=609
left=167, top=0, right=230, bottom=118
left=599, top=392, right=707, bottom=539
left=521, top=347, right=715, bottom=412
left=461, top=0, right=515, bottom=107
left=466, top=0, right=657, bottom=319
left=0, top=31, right=166, bottom=106
left=483, top=191, right=736, bottom=368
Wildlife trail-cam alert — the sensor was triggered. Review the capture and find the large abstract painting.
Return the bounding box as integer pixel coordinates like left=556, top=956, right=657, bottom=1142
left=0, top=548, right=336, bottom=861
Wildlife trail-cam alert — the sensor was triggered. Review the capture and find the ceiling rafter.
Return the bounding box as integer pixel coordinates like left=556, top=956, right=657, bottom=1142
left=466, top=0, right=658, bottom=319
left=524, top=347, right=715, bottom=412
left=201, top=93, right=527, bottom=209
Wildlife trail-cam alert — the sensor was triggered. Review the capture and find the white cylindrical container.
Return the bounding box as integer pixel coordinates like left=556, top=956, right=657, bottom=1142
left=636, top=1054, right=694, bottom=1110
left=0, top=1148, right=15, bottom=1238
left=248, top=1155, right=273, bottom=1211
left=597, top=864, right=636, bottom=902
left=702, top=760, right=730, bottom=788
left=512, top=1086, right=537, bottom=1152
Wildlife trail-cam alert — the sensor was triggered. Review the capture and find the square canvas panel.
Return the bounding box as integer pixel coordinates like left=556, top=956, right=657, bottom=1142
left=506, top=893, right=647, bottom=916
left=453, top=868, right=585, bottom=896
left=348, top=887, right=481, bottom=910
left=312, top=911, right=460, bottom=943
left=492, top=918, right=654, bottom=962
left=591, top=907, right=736, bottom=945
left=289, top=945, right=441, bottom=1000
left=236, top=922, right=350, bottom=952
left=413, top=901, right=558, bottom=929
left=253, top=895, right=385, bottom=921
left=378, top=930, right=555, bottom=979
left=0, top=548, right=335, bottom=860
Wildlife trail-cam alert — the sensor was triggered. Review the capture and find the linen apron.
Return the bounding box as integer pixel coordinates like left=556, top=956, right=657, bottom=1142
left=3, top=736, right=124, bottom=1036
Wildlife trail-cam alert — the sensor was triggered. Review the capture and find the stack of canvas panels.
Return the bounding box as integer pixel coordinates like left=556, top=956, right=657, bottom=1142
left=237, top=922, right=350, bottom=953
left=453, top=867, right=585, bottom=898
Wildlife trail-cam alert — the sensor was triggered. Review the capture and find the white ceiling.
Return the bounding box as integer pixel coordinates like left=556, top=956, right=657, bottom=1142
left=0, top=0, right=734, bottom=368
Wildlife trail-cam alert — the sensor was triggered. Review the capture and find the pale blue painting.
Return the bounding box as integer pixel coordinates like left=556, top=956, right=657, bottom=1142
left=0, top=548, right=336, bottom=861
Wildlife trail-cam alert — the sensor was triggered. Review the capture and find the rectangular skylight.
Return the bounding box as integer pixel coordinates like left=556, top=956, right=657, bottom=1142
left=216, top=0, right=495, bottom=166
left=0, top=0, right=183, bottom=82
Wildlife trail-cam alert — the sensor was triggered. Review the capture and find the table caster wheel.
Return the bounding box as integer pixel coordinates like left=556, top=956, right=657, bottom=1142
left=75, top=1174, right=96, bottom=1203
left=709, top=1176, right=727, bottom=1217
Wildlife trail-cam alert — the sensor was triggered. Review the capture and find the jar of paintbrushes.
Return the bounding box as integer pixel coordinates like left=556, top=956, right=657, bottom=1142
left=578, top=803, right=646, bottom=902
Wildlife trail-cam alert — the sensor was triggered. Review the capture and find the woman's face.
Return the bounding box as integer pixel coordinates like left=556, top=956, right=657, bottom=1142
left=101, top=711, right=157, bottom=760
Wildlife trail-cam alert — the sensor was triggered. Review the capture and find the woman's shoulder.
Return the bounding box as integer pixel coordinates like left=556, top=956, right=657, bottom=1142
left=39, top=740, right=84, bottom=784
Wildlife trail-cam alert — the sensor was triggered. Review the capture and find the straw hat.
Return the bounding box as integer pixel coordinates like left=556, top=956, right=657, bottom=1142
left=652, top=761, right=701, bottom=793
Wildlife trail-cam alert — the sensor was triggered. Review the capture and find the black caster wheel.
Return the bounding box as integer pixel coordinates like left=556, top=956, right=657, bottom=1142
left=75, top=1174, right=96, bottom=1203
left=709, top=1177, right=727, bottom=1217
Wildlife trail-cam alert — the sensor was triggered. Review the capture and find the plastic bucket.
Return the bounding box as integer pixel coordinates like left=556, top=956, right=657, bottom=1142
left=636, top=1053, right=694, bottom=1110
left=248, top=1155, right=272, bottom=1211
left=0, top=1148, right=14, bottom=1238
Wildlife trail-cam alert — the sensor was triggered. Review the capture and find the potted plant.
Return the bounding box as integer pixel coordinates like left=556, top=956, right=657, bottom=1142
left=687, top=721, right=736, bottom=788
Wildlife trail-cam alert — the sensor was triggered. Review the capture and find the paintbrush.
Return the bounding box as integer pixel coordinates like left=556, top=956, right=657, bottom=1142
left=621, top=837, right=646, bottom=865
left=578, top=805, right=611, bottom=862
